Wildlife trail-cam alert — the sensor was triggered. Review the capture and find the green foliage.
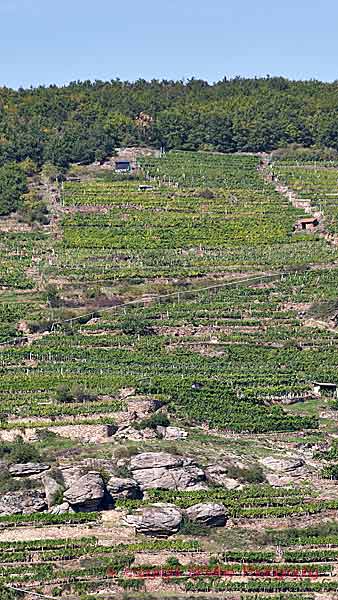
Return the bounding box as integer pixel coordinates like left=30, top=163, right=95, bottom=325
left=0, top=438, right=41, bottom=464
left=4, top=77, right=338, bottom=169
left=55, top=384, right=97, bottom=404
left=179, top=517, right=209, bottom=536
left=41, top=162, right=64, bottom=182
left=272, top=144, right=338, bottom=162
left=18, top=190, right=50, bottom=225
left=135, top=412, right=170, bottom=430
left=45, top=284, right=62, bottom=308
left=0, top=162, right=27, bottom=216
left=120, top=315, right=154, bottom=336
left=321, top=464, right=338, bottom=480
left=118, top=578, right=145, bottom=591
left=0, top=585, right=19, bottom=600
left=226, top=464, right=266, bottom=484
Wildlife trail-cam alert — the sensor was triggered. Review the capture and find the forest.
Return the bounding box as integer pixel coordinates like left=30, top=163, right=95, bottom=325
left=2, top=76, right=338, bottom=169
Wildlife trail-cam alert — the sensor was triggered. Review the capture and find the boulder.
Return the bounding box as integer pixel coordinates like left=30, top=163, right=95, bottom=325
left=129, top=452, right=205, bottom=491
left=114, top=426, right=158, bottom=440
left=8, top=463, right=50, bottom=477
left=259, top=456, right=305, bottom=473
left=157, top=426, right=188, bottom=440
left=124, top=504, right=182, bottom=536
left=130, top=452, right=183, bottom=471
left=205, top=465, right=242, bottom=489
left=132, top=465, right=205, bottom=491
left=60, top=465, right=86, bottom=488
left=127, top=397, right=163, bottom=418
left=49, top=502, right=74, bottom=515
left=265, top=474, right=295, bottom=487
left=107, top=477, right=141, bottom=500
left=63, top=472, right=105, bottom=512
left=0, top=491, right=47, bottom=516
left=42, top=473, right=65, bottom=508
left=185, top=503, right=227, bottom=527
left=119, top=387, right=136, bottom=399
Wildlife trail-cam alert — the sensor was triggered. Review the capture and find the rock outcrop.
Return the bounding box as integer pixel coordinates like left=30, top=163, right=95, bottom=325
left=0, top=491, right=47, bottom=516
left=127, top=397, right=163, bottom=418
left=205, top=464, right=242, bottom=489
left=49, top=502, right=74, bottom=515
left=260, top=456, right=305, bottom=473
left=63, top=472, right=105, bottom=512
left=157, top=426, right=188, bottom=440
left=185, top=503, right=227, bottom=527
left=129, top=452, right=205, bottom=491
left=107, top=477, right=141, bottom=500
left=130, top=452, right=183, bottom=471
left=114, top=426, right=158, bottom=440
left=124, top=504, right=183, bottom=536
left=8, top=463, right=50, bottom=477
left=259, top=456, right=307, bottom=487
left=42, top=473, right=65, bottom=508
left=60, top=465, right=86, bottom=488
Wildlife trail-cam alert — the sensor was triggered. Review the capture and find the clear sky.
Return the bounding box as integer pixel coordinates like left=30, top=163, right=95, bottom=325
left=1, top=0, right=338, bottom=88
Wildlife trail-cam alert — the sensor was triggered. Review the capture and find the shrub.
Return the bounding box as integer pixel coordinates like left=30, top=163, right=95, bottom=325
left=226, top=464, right=266, bottom=484
left=0, top=468, right=39, bottom=493
left=115, top=465, right=133, bottom=479
left=165, top=556, right=182, bottom=568
left=118, top=578, right=145, bottom=591
left=55, top=384, right=97, bottom=404
left=46, top=284, right=62, bottom=308
left=0, top=585, right=19, bottom=600
left=0, top=162, right=27, bottom=216
left=27, top=320, right=53, bottom=333
left=114, top=446, right=139, bottom=460
left=179, top=517, right=209, bottom=536
left=321, top=464, right=338, bottom=480
left=120, top=315, right=154, bottom=336
left=135, top=412, right=170, bottom=431
left=0, top=438, right=41, bottom=464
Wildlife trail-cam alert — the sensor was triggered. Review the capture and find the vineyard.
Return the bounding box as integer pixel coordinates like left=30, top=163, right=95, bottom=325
left=1, top=150, right=338, bottom=599
left=273, top=160, right=338, bottom=235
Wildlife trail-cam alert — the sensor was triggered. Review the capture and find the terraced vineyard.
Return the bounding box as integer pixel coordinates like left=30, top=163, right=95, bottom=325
left=1, top=150, right=338, bottom=600
left=273, top=160, right=338, bottom=235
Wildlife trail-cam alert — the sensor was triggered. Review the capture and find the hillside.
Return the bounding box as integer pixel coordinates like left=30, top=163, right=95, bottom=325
left=1, top=149, right=338, bottom=600
left=3, top=77, right=338, bottom=169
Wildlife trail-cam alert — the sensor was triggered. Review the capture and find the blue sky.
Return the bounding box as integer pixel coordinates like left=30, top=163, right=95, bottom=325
left=1, top=0, right=338, bottom=88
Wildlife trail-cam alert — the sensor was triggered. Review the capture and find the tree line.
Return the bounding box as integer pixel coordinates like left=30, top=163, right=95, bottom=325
left=2, top=76, right=338, bottom=217
left=1, top=76, right=338, bottom=169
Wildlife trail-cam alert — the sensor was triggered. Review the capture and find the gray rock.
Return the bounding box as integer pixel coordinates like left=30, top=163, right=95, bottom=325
left=42, top=473, right=64, bottom=508
left=0, top=490, right=47, bottom=516
left=132, top=465, right=205, bottom=491
left=8, top=463, right=50, bottom=477
left=205, top=465, right=242, bottom=489
left=119, top=387, right=136, bottom=399
left=260, top=456, right=305, bottom=473
left=130, top=452, right=183, bottom=471
left=265, top=474, right=294, bottom=487
left=124, top=504, right=183, bottom=536
left=157, top=426, right=188, bottom=440
left=60, top=465, right=85, bottom=488
left=49, top=502, right=74, bottom=515
left=185, top=503, right=227, bottom=527
left=132, top=466, right=173, bottom=490
left=63, top=472, right=105, bottom=512
left=115, top=426, right=158, bottom=440
left=127, top=397, right=163, bottom=418
left=107, top=477, right=141, bottom=500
